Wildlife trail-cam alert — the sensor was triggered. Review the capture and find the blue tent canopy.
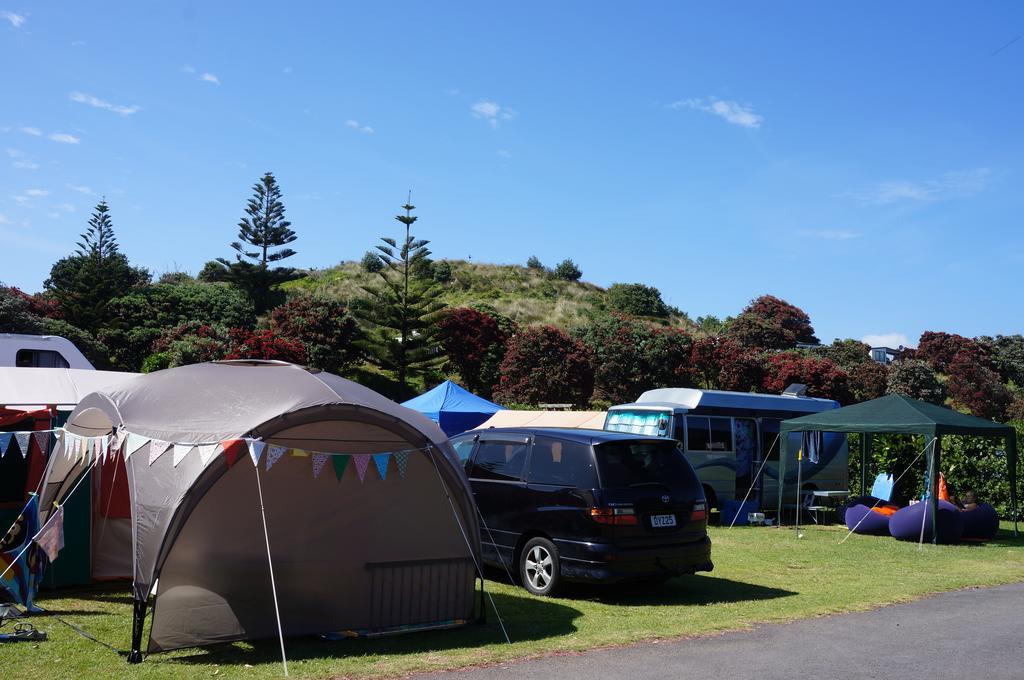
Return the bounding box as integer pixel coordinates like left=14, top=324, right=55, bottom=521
left=402, top=380, right=502, bottom=436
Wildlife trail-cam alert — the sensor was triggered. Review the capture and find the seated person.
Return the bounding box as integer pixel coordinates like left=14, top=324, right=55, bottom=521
left=961, top=490, right=980, bottom=512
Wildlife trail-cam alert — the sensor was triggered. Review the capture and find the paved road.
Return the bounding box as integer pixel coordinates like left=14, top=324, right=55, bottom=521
left=417, top=582, right=1024, bottom=680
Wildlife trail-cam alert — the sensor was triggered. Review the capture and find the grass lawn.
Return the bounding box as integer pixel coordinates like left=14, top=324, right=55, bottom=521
left=4, top=523, right=1023, bottom=679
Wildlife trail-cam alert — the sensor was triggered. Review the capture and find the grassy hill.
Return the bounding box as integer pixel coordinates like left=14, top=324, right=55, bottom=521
left=284, top=259, right=693, bottom=330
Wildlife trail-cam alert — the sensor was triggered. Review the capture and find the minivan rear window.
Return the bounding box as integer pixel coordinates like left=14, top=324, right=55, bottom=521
left=528, top=437, right=597, bottom=487
left=595, top=441, right=700, bottom=490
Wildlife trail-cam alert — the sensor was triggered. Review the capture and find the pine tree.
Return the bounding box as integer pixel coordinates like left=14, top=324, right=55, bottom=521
left=215, top=172, right=299, bottom=312
left=76, top=199, right=118, bottom=260
left=355, top=196, right=445, bottom=391
left=46, top=199, right=149, bottom=330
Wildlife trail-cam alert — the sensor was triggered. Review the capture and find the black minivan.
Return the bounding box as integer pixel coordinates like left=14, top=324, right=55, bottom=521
left=450, top=427, right=713, bottom=595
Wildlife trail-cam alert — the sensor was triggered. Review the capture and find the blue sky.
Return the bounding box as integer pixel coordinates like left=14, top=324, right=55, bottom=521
left=2, top=2, right=1022, bottom=348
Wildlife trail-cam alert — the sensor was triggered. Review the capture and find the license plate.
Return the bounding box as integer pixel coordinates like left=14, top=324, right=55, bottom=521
left=650, top=514, right=677, bottom=528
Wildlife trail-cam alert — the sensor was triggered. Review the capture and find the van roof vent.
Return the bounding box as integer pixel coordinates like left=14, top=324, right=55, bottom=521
left=782, top=383, right=807, bottom=397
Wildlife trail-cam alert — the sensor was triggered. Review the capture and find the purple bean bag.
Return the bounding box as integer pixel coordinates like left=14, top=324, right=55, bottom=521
left=845, top=504, right=892, bottom=535
left=889, top=500, right=964, bottom=544
left=960, top=503, right=999, bottom=541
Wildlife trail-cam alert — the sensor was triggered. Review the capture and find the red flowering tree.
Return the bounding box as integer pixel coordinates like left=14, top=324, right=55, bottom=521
left=690, top=336, right=764, bottom=392
left=493, top=325, right=594, bottom=407
left=574, top=314, right=692, bottom=403
left=225, top=328, right=306, bottom=364
left=728, top=295, right=818, bottom=350
left=437, top=307, right=516, bottom=398
left=268, top=295, right=362, bottom=375
left=946, top=351, right=1013, bottom=420
left=763, top=353, right=852, bottom=403
left=917, top=331, right=993, bottom=373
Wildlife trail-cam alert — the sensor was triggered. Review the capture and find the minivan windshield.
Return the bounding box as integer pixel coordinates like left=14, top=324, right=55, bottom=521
left=595, top=440, right=700, bottom=490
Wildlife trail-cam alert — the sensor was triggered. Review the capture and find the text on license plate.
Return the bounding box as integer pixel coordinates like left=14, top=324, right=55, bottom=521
left=650, top=514, right=677, bottom=528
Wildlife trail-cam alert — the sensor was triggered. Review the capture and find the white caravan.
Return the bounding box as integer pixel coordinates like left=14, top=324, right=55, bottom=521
left=0, top=333, right=95, bottom=370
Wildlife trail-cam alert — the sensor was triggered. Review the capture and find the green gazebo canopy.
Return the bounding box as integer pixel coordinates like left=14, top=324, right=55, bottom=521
left=777, top=394, right=1018, bottom=541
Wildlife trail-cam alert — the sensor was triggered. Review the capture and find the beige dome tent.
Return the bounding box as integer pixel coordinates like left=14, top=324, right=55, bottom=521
left=37, top=361, right=481, bottom=665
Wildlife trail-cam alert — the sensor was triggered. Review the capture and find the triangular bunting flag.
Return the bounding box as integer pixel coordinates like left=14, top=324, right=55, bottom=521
left=266, top=445, right=287, bottom=471
left=125, top=433, right=149, bottom=460
left=197, top=443, right=220, bottom=466
left=291, top=448, right=310, bottom=458
left=373, top=453, right=390, bottom=480
left=172, top=444, right=194, bottom=467
left=33, top=431, right=51, bottom=459
left=247, top=440, right=266, bottom=467
left=221, top=440, right=246, bottom=468
left=394, top=451, right=410, bottom=478
left=83, top=437, right=94, bottom=464
left=312, top=453, right=329, bottom=479
left=67, top=433, right=80, bottom=462
left=332, top=454, right=350, bottom=481
left=109, top=429, right=126, bottom=455
left=353, top=454, right=370, bottom=483
left=0, top=432, right=12, bottom=458
left=99, top=436, right=111, bottom=463
left=15, top=432, right=31, bottom=458
left=33, top=506, right=65, bottom=562
left=148, top=440, right=170, bottom=465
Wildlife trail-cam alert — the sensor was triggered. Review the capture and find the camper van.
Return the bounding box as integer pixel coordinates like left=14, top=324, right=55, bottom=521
left=0, top=334, right=94, bottom=370
left=605, top=388, right=848, bottom=510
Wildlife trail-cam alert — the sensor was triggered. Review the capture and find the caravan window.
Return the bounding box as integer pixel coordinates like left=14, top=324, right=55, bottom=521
left=16, top=349, right=70, bottom=368
left=685, top=416, right=733, bottom=452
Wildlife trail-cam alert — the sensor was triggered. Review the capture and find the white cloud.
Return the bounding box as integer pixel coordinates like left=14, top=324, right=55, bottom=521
left=25, top=189, right=49, bottom=197
left=6, top=148, right=22, bottom=158
left=862, top=333, right=912, bottom=349
left=0, top=214, right=10, bottom=224
left=68, top=184, right=94, bottom=195
left=70, top=91, right=140, bottom=116
left=182, top=65, right=221, bottom=85
left=798, top=229, right=862, bottom=240
left=13, top=160, right=39, bottom=170
left=49, top=132, right=80, bottom=144
left=46, top=211, right=60, bottom=218
left=71, top=40, right=86, bottom=46
left=60, top=202, right=75, bottom=212
left=283, top=66, right=293, bottom=75
left=471, top=100, right=517, bottom=128
left=857, top=168, right=992, bottom=205
left=20, top=126, right=41, bottom=136
left=344, top=119, right=374, bottom=134
left=1, top=11, right=25, bottom=28
left=497, top=149, right=511, bottom=159
left=668, top=97, right=763, bottom=129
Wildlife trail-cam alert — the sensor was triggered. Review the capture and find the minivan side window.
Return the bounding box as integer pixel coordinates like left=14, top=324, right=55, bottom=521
left=471, top=440, right=528, bottom=482
left=527, top=437, right=597, bottom=487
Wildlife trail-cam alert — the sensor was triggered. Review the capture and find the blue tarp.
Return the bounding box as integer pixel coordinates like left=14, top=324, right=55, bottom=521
left=402, top=381, right=501, bottom=436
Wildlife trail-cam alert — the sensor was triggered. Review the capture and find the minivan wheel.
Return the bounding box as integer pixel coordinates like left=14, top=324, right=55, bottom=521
left=520, top=537, right=560, bottom=596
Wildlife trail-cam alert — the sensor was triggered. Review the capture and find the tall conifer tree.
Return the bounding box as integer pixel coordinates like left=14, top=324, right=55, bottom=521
left=356, top=196, right=444, bottom=391
left=215, top=172, right=299, bottom=312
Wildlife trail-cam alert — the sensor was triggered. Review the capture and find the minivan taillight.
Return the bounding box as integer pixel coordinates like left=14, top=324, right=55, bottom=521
left=590, top=507, right=638, bottom=526
left=691, top=502, right=707, bottom=523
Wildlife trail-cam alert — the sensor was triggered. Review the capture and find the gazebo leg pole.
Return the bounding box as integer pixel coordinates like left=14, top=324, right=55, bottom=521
left=859, top=434, right=868, bottom=497
left=128, top=595, right=147, bottom=664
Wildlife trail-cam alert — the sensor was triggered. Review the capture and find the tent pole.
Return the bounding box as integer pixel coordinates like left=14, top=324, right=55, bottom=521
left=859, top=433, right=870, bottom=497
left=795, top=448, right=803, bottom=533
left=127, top=596, right=147, bottom=663
left=776, top=434, right=787, bottom=523
left=931, top=436, right=941, bottom=546
left=1009, top=432, right=1019, bottom=538
left=254, top=465, right=289, bottom=677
